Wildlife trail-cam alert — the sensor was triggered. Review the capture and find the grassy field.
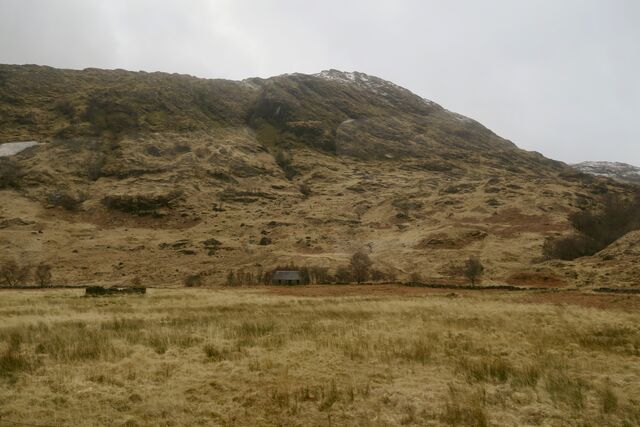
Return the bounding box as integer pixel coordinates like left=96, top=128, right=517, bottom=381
left=1, top=286, right=639, bottom=426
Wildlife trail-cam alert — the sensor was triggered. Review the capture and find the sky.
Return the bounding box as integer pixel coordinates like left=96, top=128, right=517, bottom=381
left=1, top=0, right=639, bottom=165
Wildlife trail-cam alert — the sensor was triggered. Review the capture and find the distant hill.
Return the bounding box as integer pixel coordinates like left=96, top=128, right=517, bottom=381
left=0, top=64, right=636, bottom=288
left=573, top=161, right=640, bottom=185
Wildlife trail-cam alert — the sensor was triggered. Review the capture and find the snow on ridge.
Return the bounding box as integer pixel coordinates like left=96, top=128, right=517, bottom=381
left=315, top=69, right=408, bottom=91
left=314, top=69, right=438, bottom=107
left=573, top=160, right=640, bottom=182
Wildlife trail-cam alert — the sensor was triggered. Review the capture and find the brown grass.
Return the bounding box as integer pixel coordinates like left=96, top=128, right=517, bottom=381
left=0, top=288, right=639, bottom=426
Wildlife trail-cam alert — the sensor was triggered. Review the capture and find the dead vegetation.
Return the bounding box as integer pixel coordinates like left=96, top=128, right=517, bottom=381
left=544, top=192, right=640, bottom=260
left=102, top=191, right=182, bottom=215
left=0, top=158, right=22, bottom=188
left=0, top=288, right=638, bottom=426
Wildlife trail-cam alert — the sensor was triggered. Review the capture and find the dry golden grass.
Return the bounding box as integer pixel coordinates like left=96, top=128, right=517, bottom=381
left=0, top=287, right=639, bottom=426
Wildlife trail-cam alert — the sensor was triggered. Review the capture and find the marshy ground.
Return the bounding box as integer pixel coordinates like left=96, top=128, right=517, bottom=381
left=1, top=286, right=639, bottom=426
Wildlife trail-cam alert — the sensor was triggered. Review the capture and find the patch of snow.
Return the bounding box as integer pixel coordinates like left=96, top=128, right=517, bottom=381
left=0, top=141, right=39, bottom=157
left=573, top=160, right=640, bottom=182
left=240, top=80, right=260, bottom=91
left=314, top=69, right=405, bottom=94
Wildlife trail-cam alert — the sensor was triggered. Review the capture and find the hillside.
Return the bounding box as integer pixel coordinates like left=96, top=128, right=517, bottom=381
left=574, top=161, right=640, bottom=185
left=0, top=64, right=635, bottom=287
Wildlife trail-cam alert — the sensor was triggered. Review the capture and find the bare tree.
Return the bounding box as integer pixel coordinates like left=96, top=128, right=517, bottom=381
left=370, top=269, right=386, bottom=282
left=35, top=263, right=53, bottom=287
left=1, top=260, right=30, bottom=287
left=349, top=251, right=373, bottom=284
left=409, top=272, right=423, bottom=284
left=335, top=266, right=352, bottom=284
left=463, top=257, right=484, bottom=285
left=226, top=270, right=236, bottom=287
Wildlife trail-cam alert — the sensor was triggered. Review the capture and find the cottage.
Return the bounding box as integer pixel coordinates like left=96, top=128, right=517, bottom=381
left=272, top=270, right=302, bottom=285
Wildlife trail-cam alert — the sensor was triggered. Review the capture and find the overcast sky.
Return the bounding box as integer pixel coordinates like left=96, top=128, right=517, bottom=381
left=1, top=0, right=639, bottom=165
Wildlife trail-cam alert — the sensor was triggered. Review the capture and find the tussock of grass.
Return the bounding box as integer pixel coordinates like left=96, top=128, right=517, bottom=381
left=545, top=369, right=589, bottom=410
left=600, top=385, right=618, bottom=414
left=576, top=326, right=640, bottom=355
left=34, top=324, right=123, bottom=361
left=441, top=386, right=489, bottom=427
left=235, top=320, right=276, bottom=338
left=268, top=379, right=364, bottom=414
left=511, top=363, right=541, bottom=387
left=457, top=356, right=514, bottom=383
left=393, top=338, right=432, bottom=364
left=203, top=343, right=231, bottom=361
left=0, top=349, right=33, bottom=379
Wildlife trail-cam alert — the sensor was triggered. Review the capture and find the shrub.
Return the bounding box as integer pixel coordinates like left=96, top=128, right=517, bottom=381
left=349, top=251, right=373, bottom=284
left=184, top=274, right=203, bottom=287
left=47, top=190, right=86, bottom=211
left=86, top=153, right=105, bottom=181
left=544, top=192, right=640, bottom=260
left=299, top=183, right=312, bottom=197
left=259, top=237, right=272, bottom=246
left=53, top=100, right=76, bottom=118
left=409, top=272, right=423, bottom=283
left=0, top=158, right=22, bottom=189
left=542, top=235, right=599, bottom=261
left=335, top=266, right=352, bottom=284
left=309, top=266, right=331, bottom=284
left=462, top=257, right=484, bottom=285
left=1, top=260, right=31, bottom=287
left=370, top=269, right=386, bottom=282
left=35, top=263, right=52, bottom=287
left=145, top=145, right=162, bottom=157
left=84, top=97, right=139, bottom=137
left=225, top=270, right=257, bottom=286
left=102, top=191, right=181, bottom=215
left=275, top=150, right=297, bottom=180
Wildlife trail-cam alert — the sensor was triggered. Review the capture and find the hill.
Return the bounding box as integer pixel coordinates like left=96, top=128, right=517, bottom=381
left=0, top=64, right=636, bottom=287
left=573, top=161, right=640, bottom=185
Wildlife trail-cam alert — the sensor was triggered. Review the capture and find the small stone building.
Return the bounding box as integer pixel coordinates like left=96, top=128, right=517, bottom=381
left=271, top=271, right=302, bottom=285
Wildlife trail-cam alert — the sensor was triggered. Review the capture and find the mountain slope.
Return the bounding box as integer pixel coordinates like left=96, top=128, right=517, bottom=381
left=0, top=65, right=634, bottom=287
left=573, top=161, right=640, bottom=185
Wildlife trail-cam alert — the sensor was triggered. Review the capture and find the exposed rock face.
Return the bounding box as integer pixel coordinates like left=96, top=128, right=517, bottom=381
left=0, top=64, right=635, bottom=287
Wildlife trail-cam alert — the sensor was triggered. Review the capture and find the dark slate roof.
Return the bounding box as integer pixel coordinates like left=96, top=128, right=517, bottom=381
left=272, top=271, right=302, bottom=280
